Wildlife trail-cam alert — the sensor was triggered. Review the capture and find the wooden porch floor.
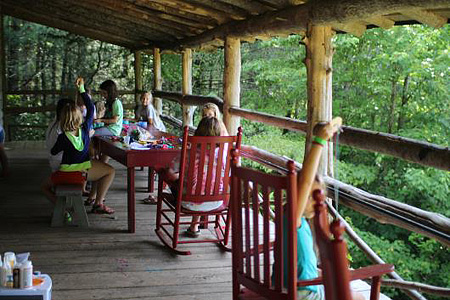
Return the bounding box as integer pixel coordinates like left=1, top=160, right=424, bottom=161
left=0, top=141, right=389, bottom=300
left=0, top=142, right=232, bottom=300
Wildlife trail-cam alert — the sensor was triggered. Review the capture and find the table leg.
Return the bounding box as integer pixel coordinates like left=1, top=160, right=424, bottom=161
left=127, top=167, right=136, bottom=233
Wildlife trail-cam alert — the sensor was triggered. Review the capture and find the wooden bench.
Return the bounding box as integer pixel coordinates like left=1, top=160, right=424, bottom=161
left=51, top=184, right=89, bottom=228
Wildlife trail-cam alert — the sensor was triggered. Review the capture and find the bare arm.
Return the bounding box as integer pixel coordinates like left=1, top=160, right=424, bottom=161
left=296, top=117, right=342, bottom=227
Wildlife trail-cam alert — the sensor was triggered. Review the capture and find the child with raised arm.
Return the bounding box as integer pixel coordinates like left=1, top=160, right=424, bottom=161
left=287, top=118, right=364, bottom=300
left=51, top=77, right=116, bottom=214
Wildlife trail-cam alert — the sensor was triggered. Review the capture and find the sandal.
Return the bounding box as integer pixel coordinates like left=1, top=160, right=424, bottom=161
left=84, top=198, right=95, bottom=206
left=143, top=195, right=157, bottom=205
left=91, top=204, right=115, bottom=215
left=185, top=227, right=201, bottom=238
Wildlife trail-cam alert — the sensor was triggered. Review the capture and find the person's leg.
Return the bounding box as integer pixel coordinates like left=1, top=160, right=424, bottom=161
left=41, top=177, right=56, bottom=204
left=190, top=216, right=200, bottom=232
left=87, top=160, right=115, bottom=206
left=93, top=127, right=113, bottom=163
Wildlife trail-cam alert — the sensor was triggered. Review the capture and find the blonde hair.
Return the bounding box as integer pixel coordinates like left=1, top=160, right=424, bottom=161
left=202, top=103, right=221, bottom=119
left=60, top=102, right=83, bottom=132
left=141, top=91, right=153, bottom=104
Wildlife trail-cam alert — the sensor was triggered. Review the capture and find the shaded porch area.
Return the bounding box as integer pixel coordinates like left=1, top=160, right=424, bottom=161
left=0, top=142, right=232, bottom=300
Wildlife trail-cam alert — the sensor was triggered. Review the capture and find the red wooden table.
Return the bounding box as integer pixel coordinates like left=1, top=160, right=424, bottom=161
left=95, top=132, right=180, bottom=233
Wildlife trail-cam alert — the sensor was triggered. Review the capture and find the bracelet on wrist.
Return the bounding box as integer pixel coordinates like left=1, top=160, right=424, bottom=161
left=313, top=136, right=327, bottom=146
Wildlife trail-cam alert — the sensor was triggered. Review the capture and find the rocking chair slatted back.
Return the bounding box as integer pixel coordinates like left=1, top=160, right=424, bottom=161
left=179, top=132, right=238, bottom=204
left=231, top=156, right=298, bottom=300
left=155, top=126, right=242, bottom=255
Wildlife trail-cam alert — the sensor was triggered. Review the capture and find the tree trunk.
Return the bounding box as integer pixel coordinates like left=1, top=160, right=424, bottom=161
left=60, top=44, right=69, bottom=90
left=397, top=74, right=410, bottom=131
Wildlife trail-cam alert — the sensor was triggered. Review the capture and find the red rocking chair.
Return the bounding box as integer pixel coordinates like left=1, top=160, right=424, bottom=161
left=155, top=126, right=242, bottom=255
left=230, top=157, right=394, bottom=300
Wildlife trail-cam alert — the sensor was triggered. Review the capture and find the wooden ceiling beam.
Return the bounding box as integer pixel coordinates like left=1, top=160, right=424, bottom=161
left=401, top=9, right=448, bottom=28
left=80, top=0, right=192, bottom=38
left=364, top=16, right=395, bottom=29
left=2, top=0, right=169, bottom=46
left=182, top=0, right=250, bottom=20
left=1, top=3, right=135, bottom=49
left=149, top=0, right=232, bottom=24
left=92, top=0, right=202, bottom=35
left=50, top=0, right=179, bottom=41
left=132, top=0, right=220, bottom=28
left=167, top=0, right=450, bottom=50
left=332, top=22, right=366, bottom=37
left=216, top=0, right=276, bottom=15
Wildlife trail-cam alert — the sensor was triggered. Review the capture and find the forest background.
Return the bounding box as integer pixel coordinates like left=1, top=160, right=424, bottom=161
left=3, top=16, right=449, bottom=300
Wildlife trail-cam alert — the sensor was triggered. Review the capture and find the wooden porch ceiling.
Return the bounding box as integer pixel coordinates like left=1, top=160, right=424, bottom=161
left=1, top=0, right=449, bottom=51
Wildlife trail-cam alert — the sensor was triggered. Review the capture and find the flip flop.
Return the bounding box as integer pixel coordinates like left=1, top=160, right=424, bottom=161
left=143, top=195, right=157, bottom=204
left=91, top=204, right=115, bottom=215
left=185, top=227, right=201, bottom=238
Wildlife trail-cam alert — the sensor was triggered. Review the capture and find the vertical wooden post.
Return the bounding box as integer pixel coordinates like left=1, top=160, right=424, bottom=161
left=304, top=25, right=334, bottom=176
left=134, top=50, right=142, bottom=106
left=182, top=48, right=195, bottom=126
left=223, top=36, right=241, bottom=136
left=0, top=13, right=6, bottom=139
left=153, top=47, right=163, bottom=115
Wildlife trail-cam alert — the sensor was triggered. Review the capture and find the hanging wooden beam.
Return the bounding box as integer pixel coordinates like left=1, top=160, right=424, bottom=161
left=401, top=9, right=448, bottom=28
left=168, top=0, right=449, bottom=50
left=304, top=24, right=334, bottom=176
left=223, top=36, right=241, bottom=136
left=153, top=47, right=163, bottom=115
left=182, top=49, right=195, bottom=127
left=134, top=51, right=143, bottom=105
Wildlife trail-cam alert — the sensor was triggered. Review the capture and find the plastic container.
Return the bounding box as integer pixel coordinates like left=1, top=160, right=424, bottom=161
left=20, top=261, right=33, bottom=288
left=3, top=252, right=16, bottom=269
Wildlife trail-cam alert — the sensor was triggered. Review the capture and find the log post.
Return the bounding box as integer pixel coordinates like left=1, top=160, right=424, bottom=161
left=223, top=36, right=241, bottom=136
left=153, top=47, right=163, bottom=115
left=304, top=25, right=334, bottom=176
left=134, top=50, right=142, bottom=105
left=182, top=48, right=195, bottom=126
left=0, top=13, right=6, bottom=139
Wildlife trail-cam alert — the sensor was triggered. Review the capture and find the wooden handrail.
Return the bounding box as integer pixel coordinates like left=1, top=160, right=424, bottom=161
left=150, top=91, right=450, bottom=171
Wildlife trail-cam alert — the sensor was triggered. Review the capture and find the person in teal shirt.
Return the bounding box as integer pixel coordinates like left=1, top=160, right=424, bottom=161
left=94, top=79, right=123, bottom=137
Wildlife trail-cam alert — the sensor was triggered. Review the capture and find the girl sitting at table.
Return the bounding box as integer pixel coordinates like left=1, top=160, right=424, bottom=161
left=134, top=91, right=166, bottom=132
left=51, top=77, right=116, bottom=215
left=93, top=79, right=123, bottom=137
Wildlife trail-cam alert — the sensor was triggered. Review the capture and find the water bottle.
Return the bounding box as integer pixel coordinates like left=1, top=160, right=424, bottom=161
left=20, top=260, right=33, bottom=288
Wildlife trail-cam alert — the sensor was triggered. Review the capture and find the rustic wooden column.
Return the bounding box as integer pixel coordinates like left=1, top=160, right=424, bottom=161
left=153, top=47, right=163, bottom=115
left=223, top=36, right=241, bottom=136
left=0, top=13, right=6, bottom=137
left=134, top=50, right=142, bottom=105
left=182, top=48, right=195, bottom=126
left=304, top=25, right=334, bottom=176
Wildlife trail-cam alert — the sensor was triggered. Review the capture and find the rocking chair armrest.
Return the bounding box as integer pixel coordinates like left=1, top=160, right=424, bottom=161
left=297, top=276, right=323, bottom=287
left=349, top=264, right=395, bottom=281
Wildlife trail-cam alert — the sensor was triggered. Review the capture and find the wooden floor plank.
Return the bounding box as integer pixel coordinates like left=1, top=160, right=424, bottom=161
left=0, top=147, right=233, bottom=300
